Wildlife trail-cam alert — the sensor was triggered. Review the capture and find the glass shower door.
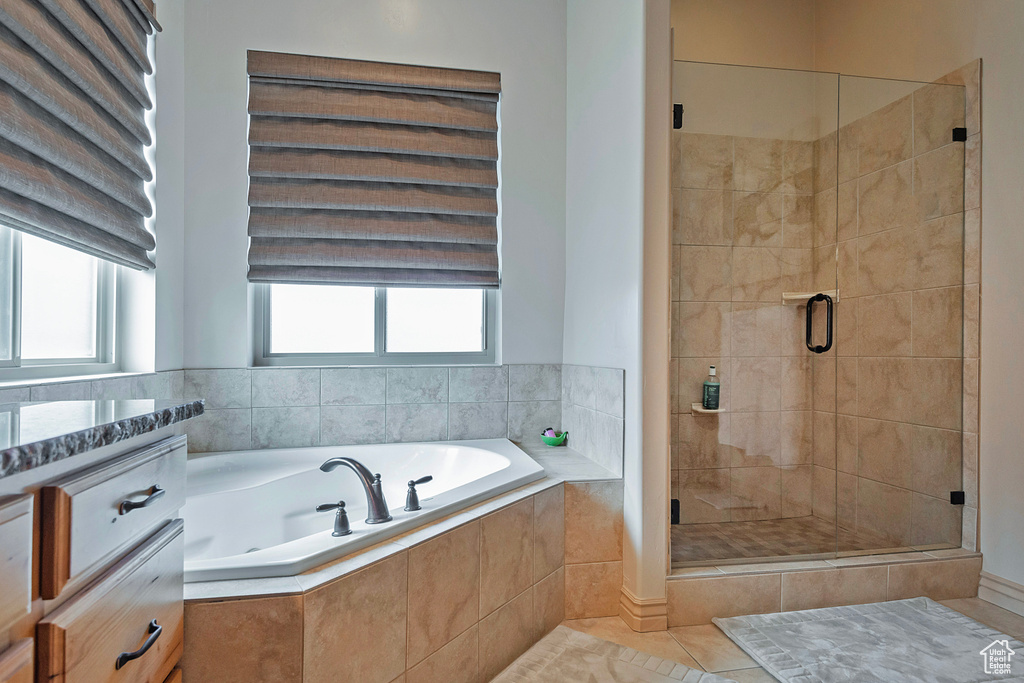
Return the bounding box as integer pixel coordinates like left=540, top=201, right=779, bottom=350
left=670, top=61, right=842, bottom=566
left=832, top=75, right=967, bottom=554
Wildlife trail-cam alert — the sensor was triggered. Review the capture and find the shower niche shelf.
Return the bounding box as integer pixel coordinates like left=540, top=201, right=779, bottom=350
left=691, top=403, right=725, bottom=415
left=782, top=289, right=839, bottom=305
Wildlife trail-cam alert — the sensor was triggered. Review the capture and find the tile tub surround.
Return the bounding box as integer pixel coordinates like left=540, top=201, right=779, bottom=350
left=182, top=364, right=625, bottom=471
left=181, top=483, right=567, bottom=683
left=667, top=553, right=982, bottom=626
left=561, top=365, right=626, bottom=476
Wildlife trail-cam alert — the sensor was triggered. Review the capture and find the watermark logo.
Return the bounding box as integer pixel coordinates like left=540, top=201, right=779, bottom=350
left=980, top=639, right=1015, bottom=675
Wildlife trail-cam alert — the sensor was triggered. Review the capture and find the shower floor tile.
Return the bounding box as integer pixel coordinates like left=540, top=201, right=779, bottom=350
left=671, top=516, right=894, bottom=566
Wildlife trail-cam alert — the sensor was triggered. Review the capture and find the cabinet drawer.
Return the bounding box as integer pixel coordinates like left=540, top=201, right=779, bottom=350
left=0, top=639, right=32, bottom=683
left=41, top=435, right=186, bottom=599
left=37, top=520, right=184, bottom=683
left=0, top=496, right=32, bottom=632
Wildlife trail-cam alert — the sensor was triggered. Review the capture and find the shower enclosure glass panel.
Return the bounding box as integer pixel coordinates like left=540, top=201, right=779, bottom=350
left=670, top=61, right=965, bottom=569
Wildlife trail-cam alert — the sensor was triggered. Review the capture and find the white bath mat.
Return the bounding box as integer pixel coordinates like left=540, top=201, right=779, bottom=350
left=713, top=597, right=1024, bottom=682
left=492, top=625, right=737, bottom=682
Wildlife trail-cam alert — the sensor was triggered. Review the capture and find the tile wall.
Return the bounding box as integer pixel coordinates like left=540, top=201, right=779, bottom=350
left=671, top=60, right=982, bottom=553
left=561, top=365, right=626, bottom=476
left=810, top=80, right=967, bottom=549
left=182, top=365, right=563, bottom=453
left=182, top=484, right=566, bottom=683
left=670, top=131, right=818, bottom=524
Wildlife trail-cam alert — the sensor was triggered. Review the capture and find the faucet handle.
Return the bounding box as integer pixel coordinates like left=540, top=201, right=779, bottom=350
left=405, top=476, right=433, bottom=512
left=316, top=500, right=352, bottom=537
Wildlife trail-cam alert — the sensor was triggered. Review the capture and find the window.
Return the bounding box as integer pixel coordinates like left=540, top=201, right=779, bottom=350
left=0, top=226, right=116, bottom=379
left=255, top=284, right=494, bottom=365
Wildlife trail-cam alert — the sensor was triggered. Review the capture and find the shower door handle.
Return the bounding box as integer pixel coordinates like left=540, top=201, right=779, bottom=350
left=805, top=293, right=833, bottom=354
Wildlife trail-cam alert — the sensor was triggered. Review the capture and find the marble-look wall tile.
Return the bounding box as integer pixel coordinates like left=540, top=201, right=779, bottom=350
left=912, top=286, right=962, bottom=358
left=730, top=412, right=781, bottom=467
left=534, top=485, right=565, bottom=581
left=508, top=364, right=561, bottom=402
left=564, top=561, right=622, bottom=619
left=29, top=380, right=91, bottom=401
left=252, top=407, right=320, bottom=449
left=677, top=469, right=730, bottom=524
left=858, top=417, right=913, bottom=489
left=479, top=499, right=534, bottom=617
left=407, top=522, right=480, bottom=667
left=965, top=134, right=981, bottom=211
left=858, top=293, right=913, bottom=357
left=449, top=366, right=508, bottom=403
left=478, top=589, right=536, bottom=682
left=387, top=368, right=448, bottom=404
left=780, top=465, right=812, bottom=517
left=304, top=553, right=408, bottom=683
left=183, top=595, right=304, bottom=683
left=448, top=402, right=507, bottom=440
left=667, top=573, right=781, bottom=627
left=252, top=368, right=320, bottom=407
left=887, top=556, right=981, bottom=601
left=781, top=566, right=888, bottom=612
left=910, top=425, right=961, bottom=499
left=675, top=302, right=731, bottom=357
left=133, top=371, right=184, bottom=400
left=676, top=413, right=731, bottom=469
left=812, top=465, right=836, bottom=522
left=507, top=400, right=560, bottom=441
left=856, top=95, right=913, bottom=176
left=677, top=133, right=734, bottom=191
left=910, top=492, right=962, bottom=547
left=184, top=369, right=251, bottom=408
left=321, top=405, right=386, bottom=446
left=913, top=83, right=966, bottom=156
left=674, top=189, right=733, bottom=246
left=186, top=408, right=252, bottom=453
left=386, top=404, right=448, bottom=443
left=321, top=368, right=386, bottom=405
left=678, top=246, right=733, bottom=301
left=914, top=144, right=965, bottom=221
left=533, top=566, right=565, bottom=636
left=731, top=248, right=782, bottom=302
left=91, top=375, right=137, bottom=400
left=857, top=477, right=912, bottom=545
left=406, top=625, right=478, bottom=683
left=731, top=466, right=781, bottom=521
left=782, top=139, right=814, bottom=195
left=592, top=367, right=625, bottom=418
left=782, top=194, right=814, bottom=248
left=733, top=192, right=782, bottom=247
left=564, top=481, right=623, bottom=564
left=857, top=161, right=915, bottom=235
left=0, top=386, right=30, bottom=403
left=912, top=358, right=962, bottom=430
left=730, top=357, right=781, bottom=413
left=730, top=303, right=781, bottom=358
left=734, top=137, right=782, bottom=192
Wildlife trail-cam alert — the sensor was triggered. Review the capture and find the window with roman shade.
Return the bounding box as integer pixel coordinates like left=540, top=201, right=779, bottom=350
left=245, top=50, right=501, bottom=288
left=0, top=0, right=160, bottom=269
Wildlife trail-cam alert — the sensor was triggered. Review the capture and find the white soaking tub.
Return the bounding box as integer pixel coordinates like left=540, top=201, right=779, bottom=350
left=181, top=439, right=545, bottom=582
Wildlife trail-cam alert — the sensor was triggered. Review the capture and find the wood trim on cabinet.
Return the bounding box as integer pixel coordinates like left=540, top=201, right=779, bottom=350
left=0, top=639, right=33, bottom=683
left=162, top=668, right=181, bottom=683
left=39, top=488, right=72, bottom=601
left=0, top=496, right=33, bottom=633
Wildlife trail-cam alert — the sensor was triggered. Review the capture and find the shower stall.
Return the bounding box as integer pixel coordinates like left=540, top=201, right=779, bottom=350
left=670, top=62, right=967, bottom=567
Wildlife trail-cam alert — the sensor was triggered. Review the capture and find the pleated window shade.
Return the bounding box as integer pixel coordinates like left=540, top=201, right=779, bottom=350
left=0, top=0, right=160, bottom=269
left=246, top=50, right=501, bottom=288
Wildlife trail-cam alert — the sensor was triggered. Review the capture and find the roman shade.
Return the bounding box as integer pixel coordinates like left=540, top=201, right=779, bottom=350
left=245, top=50, right=501, bottom=288
left=0, top=0, right=160, bottom=269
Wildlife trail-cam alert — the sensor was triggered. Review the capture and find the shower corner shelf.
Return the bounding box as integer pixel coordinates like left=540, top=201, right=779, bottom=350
left=691, top=403, right=725, bottom=415
left=782, top=289, right=839, bottom=305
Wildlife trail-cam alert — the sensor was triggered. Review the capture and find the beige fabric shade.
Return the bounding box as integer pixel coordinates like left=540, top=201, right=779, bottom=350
left=246, top=50, right=501, bottom=288
left=0, top=0, right=159, bottom=269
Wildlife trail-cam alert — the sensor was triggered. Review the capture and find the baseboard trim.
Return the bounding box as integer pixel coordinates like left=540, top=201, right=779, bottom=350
left=618, top=586, right=667, bottom=632
left=978, top=571, right=1024, bottom=617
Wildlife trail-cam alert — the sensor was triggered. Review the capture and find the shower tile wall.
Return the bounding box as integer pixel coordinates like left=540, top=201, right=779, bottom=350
left=671, top=132, right=817, bottom=524
left=810, top=83, right=966, bottom=549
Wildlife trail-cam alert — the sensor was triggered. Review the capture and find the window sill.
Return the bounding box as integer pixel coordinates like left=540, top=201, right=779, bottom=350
left=0, top=371, right=153, bottom=391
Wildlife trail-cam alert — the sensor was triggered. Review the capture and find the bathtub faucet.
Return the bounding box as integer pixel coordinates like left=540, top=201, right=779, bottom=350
left=319, top=457, right=393, bottom=524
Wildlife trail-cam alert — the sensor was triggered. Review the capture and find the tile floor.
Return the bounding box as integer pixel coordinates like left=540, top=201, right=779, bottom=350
left=671, top=515, right=910, bottom=566
left=559, top=598, right=1024, bottom=682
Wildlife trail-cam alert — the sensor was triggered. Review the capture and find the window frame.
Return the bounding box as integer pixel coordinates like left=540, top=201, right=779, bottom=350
left=0, top=227, right=118, bottom=381
left=253, top=284, right=497, bottom=367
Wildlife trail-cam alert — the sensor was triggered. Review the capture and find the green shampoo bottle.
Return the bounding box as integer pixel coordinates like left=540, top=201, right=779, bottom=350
left=702, top=365, right=720, bottom=410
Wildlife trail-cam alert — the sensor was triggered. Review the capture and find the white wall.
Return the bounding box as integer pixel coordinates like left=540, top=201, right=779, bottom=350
left=565, top=0, right=670, bottom=603
left=813, top=0, right=1024, bottom=593
left=181, top=0, right=567, bottom=367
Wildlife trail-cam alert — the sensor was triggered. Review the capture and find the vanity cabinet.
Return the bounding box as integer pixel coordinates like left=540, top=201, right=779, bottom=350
left=40, top=436, right=187, bottom=600
left=36, top=521, right=184, bottom=683
left=0, top=639, right=32, bottom=683
left=0, top=496, right=33, bottom=634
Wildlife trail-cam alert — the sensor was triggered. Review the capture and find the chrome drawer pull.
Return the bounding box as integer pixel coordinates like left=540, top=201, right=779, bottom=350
left=115, top=619, right=162, bottom=670
left=118, top=485, right=165, bottom=515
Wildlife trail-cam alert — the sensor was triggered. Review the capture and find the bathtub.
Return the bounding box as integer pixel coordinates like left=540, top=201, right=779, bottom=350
left=181, top=438, right=545, bottom=582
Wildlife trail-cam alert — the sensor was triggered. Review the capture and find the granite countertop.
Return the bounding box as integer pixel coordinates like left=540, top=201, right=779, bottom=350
left=0, top=399, right=204, bottom=479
